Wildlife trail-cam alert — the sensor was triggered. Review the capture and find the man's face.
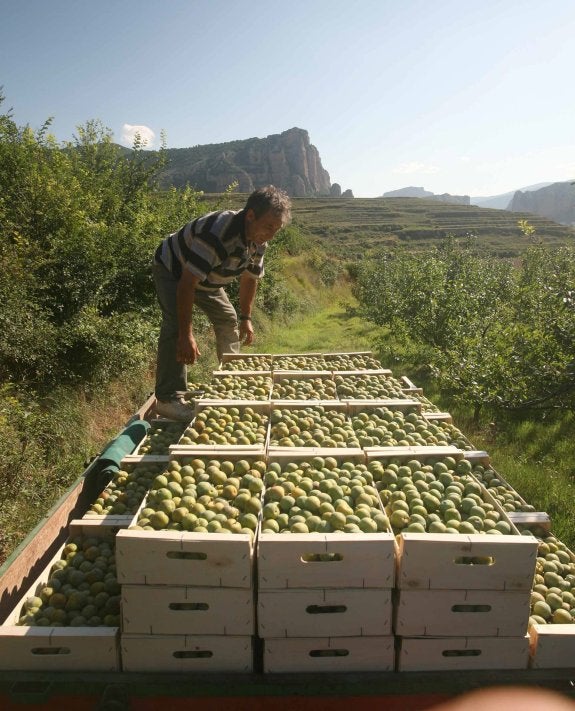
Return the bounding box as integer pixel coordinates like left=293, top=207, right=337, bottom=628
left=245, top=208, right=283, bottom=245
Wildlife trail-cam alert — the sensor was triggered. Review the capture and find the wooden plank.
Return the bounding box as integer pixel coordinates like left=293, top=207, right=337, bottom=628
left=258, top=533, right=396, bottom=590
left=395, top=589, right=531, bottom=637
left=529, top=624, right=575, bottom=669
left=121, top=634, right=253, bottom=672
left=397, top=636, right=530, bottom=672
left=263, top=636, right=395, bottom=673
left=397, top=533, right=538, bottom=591
left=116, top=530, right=254, bottom=588
left=258, top=588, right=392, bottom=638
left=122, top=585, right=254, bottom=635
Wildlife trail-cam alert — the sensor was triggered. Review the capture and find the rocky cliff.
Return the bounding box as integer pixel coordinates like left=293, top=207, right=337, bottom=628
left=507, top=181, right=575, bottom=225
left=159, top=127, right=333, bottom=197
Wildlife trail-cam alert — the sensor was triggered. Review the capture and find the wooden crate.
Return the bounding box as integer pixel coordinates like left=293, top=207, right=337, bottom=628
left=395, top=589, right=531, bottom=637
left=529, top=624, right=575, bottom=668
left=400, top=375, right=423, bottom=394
left=219, top=352, right=272, bottom=369
left=397, top=533, right=538, bottom=591
left=122, top=585, right=254, bottom=635
left=366, top=446, right=463, bottom=463
left=258, top=533, right=395, bottom=590
left=346, top=398, right=422, bottom=414
left=0, top=520, right=121, bottom=671
left=116, top=529, right=254, bottom=587
left=263, top=636, right=395, bottom=673
left=121, top=634, right=253, bottom=672
left=397, top=635, right=530, bottom=671
left=258, top=588, right=392, bottom=638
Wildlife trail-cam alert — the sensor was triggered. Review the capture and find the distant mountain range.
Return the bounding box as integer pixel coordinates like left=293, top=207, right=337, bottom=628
left=382, top=186, right=470, bottom=205
left=471, top=183, right=554, bottom=210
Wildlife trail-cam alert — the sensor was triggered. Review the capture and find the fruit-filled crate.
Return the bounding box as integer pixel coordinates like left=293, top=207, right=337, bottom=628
left=263, top=636, right=395, bottom=673
left=271, top=371, right=338, bottom=400
left=268, top=401, right=358, bottom=449
left=272, top=353, right=329, bottom=371
left=333, top=371, right=408, bottom=400
left=132, top=419, right=188, bottom=456
left=463, top=451, right=536, bottom=514
left=396, top=635, right=530, bottom=672
left=323, top=351, right=383, bottom=371
left=524, top=530, right=575, bottom=668
left=121, top=634, right=253, bottom=672
left=257, top=450, right=396, bottom=590
left=0, top=519, right=123, bottom=671
left=219, top=352, right=272, bottom=371
left=364, top=450, right=538, bottom=590
left=83, top=456, right=170, bottom=522
left=170, top=400, right=270, bottom=451
left=115, top=451, right=267, bottom=587
left=190, top=371, right=273, bottom=401
left=258, top=587, right=393, bottom=638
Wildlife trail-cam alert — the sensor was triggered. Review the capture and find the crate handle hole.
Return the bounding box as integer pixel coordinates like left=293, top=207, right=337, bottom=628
left=173, top=650, right=213, bottom=658
left=454, top=556, right=494, bottom=566
left=451, top=604, right=492, bottom=613
left=166, top=551, right=207, bottom=560
left=442, top=649, right=482, bottom=657
left=169, top=602, right=209, bottom=611
left=309, top=649, right=349, bottom=657
left=31, top=647, right=71, bottom=656
left=301, top=553, right=343, bottom=563
left=306, top=605, right=347, bottom=615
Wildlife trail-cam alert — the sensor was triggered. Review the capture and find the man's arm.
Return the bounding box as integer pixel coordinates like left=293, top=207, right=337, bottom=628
left=238, top=271, right=258, bottom=345
left=176, top=269, right=202, bottom=364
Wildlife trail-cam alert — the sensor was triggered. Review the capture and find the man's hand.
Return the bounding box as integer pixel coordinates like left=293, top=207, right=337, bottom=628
left=177, top=332, right=201, bottom=364
left=239, top=318, right=254, bottom=345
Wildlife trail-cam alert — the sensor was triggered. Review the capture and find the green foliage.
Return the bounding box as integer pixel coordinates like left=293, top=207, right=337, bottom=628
left=354, top=237, right=575, bottom=415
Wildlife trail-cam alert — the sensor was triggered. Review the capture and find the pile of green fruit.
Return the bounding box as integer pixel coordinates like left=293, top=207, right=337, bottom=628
left=194, top=374, right=272, bottom=400
left=273, top=355, right=328, bottom=370
left=180, top=405, right=269, bottom=445
left=409, top=393, right=441, bottom=413
left=272, top=376, right=338, bottom=400
left=529, top=533, right=575, bottom=625
left=220, top=355, right=272, bottom=371
left=260, top=456, right=390, bottom=534
left=269, top=406, right=360, bottom=448
left=349, top=407, right=471, bottom=449
left=131, top=457, right=265, bottom=536
left=469, top=462, right=536, bottom=513
left=86, top=462, right=166, bottom=516
left=137, top=420, right=187, bottom=455
left=324, top=353, right=382, bottom=370
left=16, top=533, right=121, bottom=627
left=371, top=456, right=513, bottom=535
left=334, top=373, right=406, bottom=400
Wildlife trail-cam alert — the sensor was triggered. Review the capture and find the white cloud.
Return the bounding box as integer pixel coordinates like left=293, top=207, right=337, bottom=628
left=120, top=123, right=156, bottom=148
left=393, top=161, right=440, bottom=175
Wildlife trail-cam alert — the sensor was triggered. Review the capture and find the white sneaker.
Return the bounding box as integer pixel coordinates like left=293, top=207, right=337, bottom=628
left=155, top=397, right=195, bottom=422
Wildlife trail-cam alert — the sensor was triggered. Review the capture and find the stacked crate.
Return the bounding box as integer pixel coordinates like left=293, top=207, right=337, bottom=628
left=364, top=447, right=538, bottom=671
left=116, top=439, right=268, bottom=672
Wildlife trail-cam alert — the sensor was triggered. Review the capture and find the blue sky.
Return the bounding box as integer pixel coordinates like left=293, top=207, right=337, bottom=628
left=2, top=0, right=574, bottom=197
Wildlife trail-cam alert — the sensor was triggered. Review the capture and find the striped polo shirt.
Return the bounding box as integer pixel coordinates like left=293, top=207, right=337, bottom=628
left=154, top=209, right=266, bottom=290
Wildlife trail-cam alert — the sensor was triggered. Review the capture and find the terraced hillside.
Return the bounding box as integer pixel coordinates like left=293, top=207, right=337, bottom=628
left=209, top=194, right=575, bottom=258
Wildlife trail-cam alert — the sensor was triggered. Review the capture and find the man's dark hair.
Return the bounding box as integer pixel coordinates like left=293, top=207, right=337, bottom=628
left=245, top=185, right=292, bottom=225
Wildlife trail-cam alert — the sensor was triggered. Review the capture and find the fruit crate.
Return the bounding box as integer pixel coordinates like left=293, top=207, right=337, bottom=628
left=0, top=520, right=122, bottom=671
left=258, top=450, right=396, bottom=590
left=400, top=375, right=423, bottom=394
left=194, top=371, right=273, bottom=400
left=394, top=589, right=531, bottom=637
left=463, top=451, right=535, bottom=514
left=323, top=351, right=383, bottom=371
left=121, top=634, right=253, bottom=672
left=333, top=371, right=408, bottom=400
left=268, top=402, right=358, bottom=450
left=132, top=419, right=188, bottom=456
left=271, top=371, right=338, bottom=400
left=263, top=636, right=395, bottom=673
left=122, top=585, right=255, bottom=635
left=396, top=635, right=530, bottom=671
left=170, top=400, right=270, bottom=452
left=272, top=353, right=328, bottom=371
left=219, top=353, right=272, bottom=371
left=258, top=588, right=393, bottom=638
left=115, top=450, right=266, bottom=587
